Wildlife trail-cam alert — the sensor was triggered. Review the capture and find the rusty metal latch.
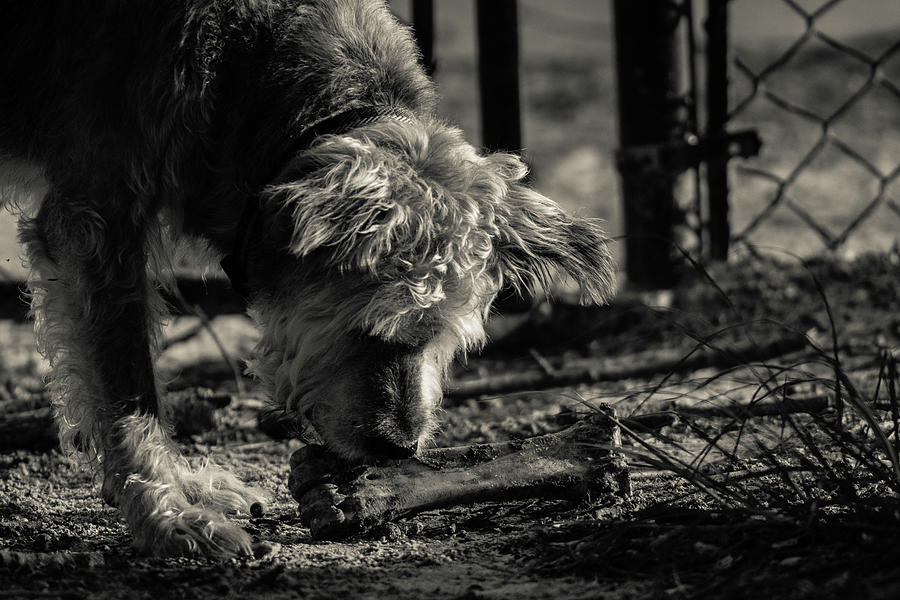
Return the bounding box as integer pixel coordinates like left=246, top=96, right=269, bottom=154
left=616, top=129, right=762, bottom=174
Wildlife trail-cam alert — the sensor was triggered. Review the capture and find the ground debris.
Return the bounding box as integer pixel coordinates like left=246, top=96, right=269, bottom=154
left=0, top=549, right=105, bottom=571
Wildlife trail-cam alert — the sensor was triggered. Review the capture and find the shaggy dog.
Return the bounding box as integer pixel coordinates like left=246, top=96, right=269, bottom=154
left=0, top=0, right=614, bottom=556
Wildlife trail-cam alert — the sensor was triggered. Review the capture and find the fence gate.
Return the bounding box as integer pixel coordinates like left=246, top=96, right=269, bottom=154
left=614, top=0, right=900, bottom=287
left=613, top=0, right=761, bottom=287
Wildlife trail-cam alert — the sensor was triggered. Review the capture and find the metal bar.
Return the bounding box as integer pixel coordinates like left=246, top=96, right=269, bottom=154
left=411, top=0, right=435, bottom=76
left=475, top=0, right=522, bottom=153
left=612, top=0, right=683, bottom=286
left=705, top=0, right=730, bottom=260
left=683, top=0, right=704, bottom=258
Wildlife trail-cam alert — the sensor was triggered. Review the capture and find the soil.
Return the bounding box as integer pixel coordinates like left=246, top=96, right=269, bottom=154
left=2, top=253, right=900, bottom=600
left=1, top=3, right=898, bottom=597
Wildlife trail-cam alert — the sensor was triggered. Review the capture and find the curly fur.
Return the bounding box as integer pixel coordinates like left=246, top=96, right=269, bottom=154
left=0, top=0, right=614, bottom=557
left=244, top=114, right=614, bottom=460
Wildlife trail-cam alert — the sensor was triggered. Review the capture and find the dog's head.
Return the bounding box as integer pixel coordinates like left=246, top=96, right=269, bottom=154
left=246, top=119, right=614, bottom=461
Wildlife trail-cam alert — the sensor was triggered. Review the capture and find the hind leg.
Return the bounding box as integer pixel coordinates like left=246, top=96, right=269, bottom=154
left=20, top=189, right=263, bottom=557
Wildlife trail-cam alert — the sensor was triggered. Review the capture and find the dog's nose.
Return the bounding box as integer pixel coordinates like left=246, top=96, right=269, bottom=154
left=366, top=436, right=419, bottom=459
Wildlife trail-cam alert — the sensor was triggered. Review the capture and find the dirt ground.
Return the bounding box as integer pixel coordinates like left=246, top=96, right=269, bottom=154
left=0, top=2, right=898, bottom=597
left=2, top=252, right=900, bottom=599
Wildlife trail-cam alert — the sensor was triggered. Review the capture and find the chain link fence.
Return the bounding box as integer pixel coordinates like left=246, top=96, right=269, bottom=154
left=723, top=0, right=900, bottom=257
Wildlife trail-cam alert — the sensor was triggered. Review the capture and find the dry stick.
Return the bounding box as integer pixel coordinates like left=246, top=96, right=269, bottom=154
left=289, top=411, right=630, bottom=540
left=673, top=394, right=838, bottom=419
left=448, top=334, right=808, bottom=400
left=0, top=277, right=245, bottom=321
left=0, top=407, right=56, bottom=451
left=621, top=393, right=856, bottom=432
left=160, top=319, right=206, bottom=351
left=0, top=389, right=45, bottom=414
left=0, top=390, right=843, bottom=453
left=0, top=389, right=231, bottom=451
left=0, top=400, right=811, bottom=453
left=167, top=285, right=247, bottom=395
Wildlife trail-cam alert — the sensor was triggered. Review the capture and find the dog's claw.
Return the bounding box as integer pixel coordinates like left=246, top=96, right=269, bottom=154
left=142, top=509, right=254, bottom=558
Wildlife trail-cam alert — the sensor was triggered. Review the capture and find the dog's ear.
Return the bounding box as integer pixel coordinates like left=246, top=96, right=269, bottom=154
left=268, top=146, right=404, bottom=273
left=265, top=137, right=492, bottom=310
left=490, top=156, right=616, bottom=305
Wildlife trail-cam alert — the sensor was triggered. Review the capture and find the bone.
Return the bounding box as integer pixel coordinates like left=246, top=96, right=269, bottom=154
left=289, top=410, right=630, bottom=540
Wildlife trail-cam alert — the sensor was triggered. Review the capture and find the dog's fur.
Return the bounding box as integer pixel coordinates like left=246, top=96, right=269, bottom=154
left=0, top=0, right=614, bottom=556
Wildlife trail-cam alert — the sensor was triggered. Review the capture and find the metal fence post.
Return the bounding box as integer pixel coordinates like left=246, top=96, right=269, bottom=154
left=705, top=0, right=730, bottom=260
left=411, top=0, right=436, bottom=76
left=613, top=0, right=685, bottom=287
left=475, top=0, right=522, bottom=153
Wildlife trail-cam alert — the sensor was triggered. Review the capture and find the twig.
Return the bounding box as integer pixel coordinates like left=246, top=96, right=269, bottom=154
left=0, top=388, right=230, bottom=451
left=619, top=412, right=678, bottom=431
left=160, top=319, right=206, bottom=351
left=0, top=277, right=245, bottom=321
left=528, top=348, right=557, bottom=376
left=0, top=407, right=56, bottom=451
left=603, top=392, right=874, bottom=433
left=672, top=394, right=836, bottom=419
left=167, top=285, right=247, bottom=395
left=449, top=334, right=808, bottom=400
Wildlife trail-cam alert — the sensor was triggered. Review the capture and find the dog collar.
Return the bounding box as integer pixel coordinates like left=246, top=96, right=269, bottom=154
left=220, top=105, right=419, bottom=300
left=285, top=105, right=418, bottom=161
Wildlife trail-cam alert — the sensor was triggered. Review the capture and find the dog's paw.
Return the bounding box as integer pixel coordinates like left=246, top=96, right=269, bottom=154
left=181, top=462, right=267, bottom=516
left=136, top=507, right=254, bottom=558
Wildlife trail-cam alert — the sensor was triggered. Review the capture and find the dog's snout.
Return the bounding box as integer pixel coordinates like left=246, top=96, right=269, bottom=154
left=305, top=335, right=446, bottom=461
left=365, top=436, right=419, bottom=459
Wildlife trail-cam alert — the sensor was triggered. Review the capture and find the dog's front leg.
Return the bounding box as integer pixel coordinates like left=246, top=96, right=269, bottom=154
left=19, top=190, right=262, bottom=557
